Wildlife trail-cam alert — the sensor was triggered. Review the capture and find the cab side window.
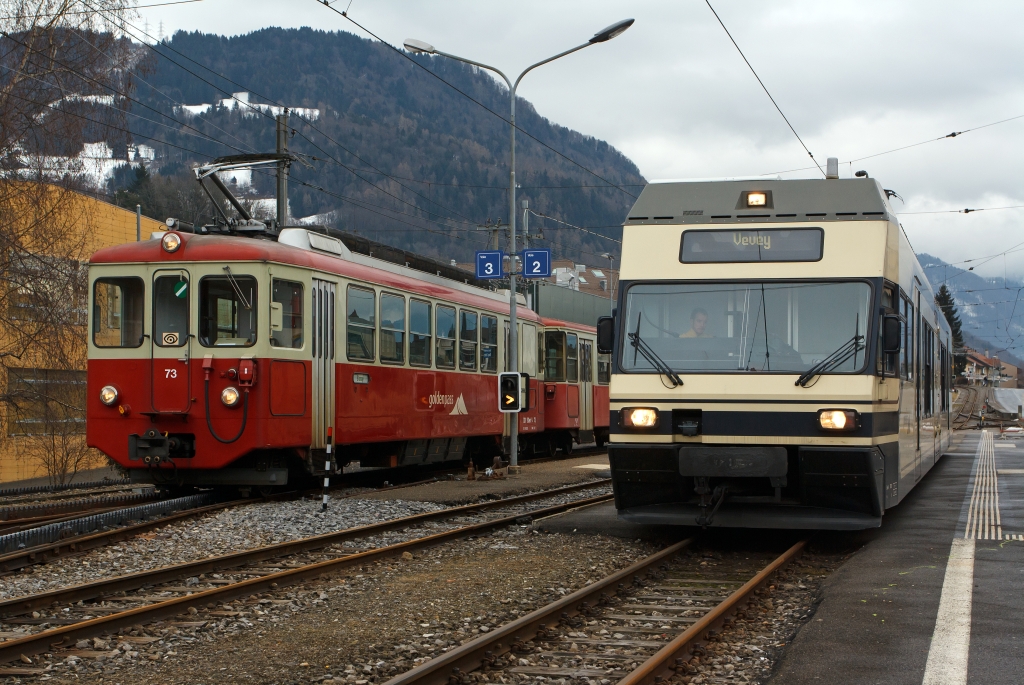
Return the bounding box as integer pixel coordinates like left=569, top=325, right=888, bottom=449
left=271, top=279, right=303, bottom=349
left=544, top=331, right=565, bottom=381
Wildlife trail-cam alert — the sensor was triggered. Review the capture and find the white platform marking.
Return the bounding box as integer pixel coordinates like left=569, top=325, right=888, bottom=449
left=922, top=537, right=976, bottom=685
left=965, top=431, right=1001, bottom=540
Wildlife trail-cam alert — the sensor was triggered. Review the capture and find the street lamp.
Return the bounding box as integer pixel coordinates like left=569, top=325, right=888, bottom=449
left=405, top=19, right=634, bottom=468
left=600, top=252, right=615, bottom=317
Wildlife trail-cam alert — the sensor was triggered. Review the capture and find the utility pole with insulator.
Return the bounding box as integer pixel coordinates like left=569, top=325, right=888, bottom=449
left=276, top=111, right=289, bottom=228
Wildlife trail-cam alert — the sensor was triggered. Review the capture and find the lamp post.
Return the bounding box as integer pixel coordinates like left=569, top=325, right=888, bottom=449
left=601, top=252, right=615, bottom=317
left=405, top=19, right=633, bottom=468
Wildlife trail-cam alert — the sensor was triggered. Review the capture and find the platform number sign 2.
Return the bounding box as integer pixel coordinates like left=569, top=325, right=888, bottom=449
left=475, top=251, right=504, bottom=280
left=520, top=249, right=551, bottom=278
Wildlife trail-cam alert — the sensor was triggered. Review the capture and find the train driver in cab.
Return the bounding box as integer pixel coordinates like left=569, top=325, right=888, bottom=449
left=680, top=307, right=712, bottom=338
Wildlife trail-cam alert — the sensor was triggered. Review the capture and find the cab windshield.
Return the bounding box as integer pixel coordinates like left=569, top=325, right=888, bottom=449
left=621, top=281, right=872, bottom=373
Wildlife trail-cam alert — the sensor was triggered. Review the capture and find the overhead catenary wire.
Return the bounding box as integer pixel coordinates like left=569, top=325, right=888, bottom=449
left=0, top=0, right=203, bottom=21
left=81, top=3, right=488, bottom=231
left=704, top=0, right=824, bottom=177
left=527, top=209, right=621, bottom=244
left=314, top=0, right=640, bottom=199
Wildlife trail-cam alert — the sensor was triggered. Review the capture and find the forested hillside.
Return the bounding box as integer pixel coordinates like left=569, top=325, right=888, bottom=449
left=121, top=27, right=644, bottom=264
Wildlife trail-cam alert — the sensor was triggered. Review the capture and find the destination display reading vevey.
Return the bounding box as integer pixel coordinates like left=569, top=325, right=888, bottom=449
left=679, top=228, right=823, bottom=263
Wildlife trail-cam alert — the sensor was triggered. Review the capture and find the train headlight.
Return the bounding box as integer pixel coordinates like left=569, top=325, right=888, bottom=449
left=99, top=385, right=118, bottom=406
left=622, top=407, right=659, bottom=428
left=746, top=191, right=767, bottom=207
left=221, top=386, right=241, bottom=407
left=161, top=232, right=182, bottom=253
left=819, top=409, right=859, bottom=431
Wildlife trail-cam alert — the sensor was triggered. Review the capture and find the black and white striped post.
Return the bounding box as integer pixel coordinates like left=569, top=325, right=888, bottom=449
left=322, top=426, right=333, bottom=512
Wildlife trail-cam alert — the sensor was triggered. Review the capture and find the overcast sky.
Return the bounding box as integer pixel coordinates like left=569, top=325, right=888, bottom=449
left=139, top=0, right=1024, bottom=279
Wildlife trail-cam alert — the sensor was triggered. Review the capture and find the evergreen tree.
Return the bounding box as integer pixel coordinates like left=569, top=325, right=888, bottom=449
left=935, top=284, right=965, bottom=376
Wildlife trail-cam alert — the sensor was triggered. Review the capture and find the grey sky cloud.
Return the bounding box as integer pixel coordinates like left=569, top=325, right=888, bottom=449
left=139, top=0, right=1024, bottom=278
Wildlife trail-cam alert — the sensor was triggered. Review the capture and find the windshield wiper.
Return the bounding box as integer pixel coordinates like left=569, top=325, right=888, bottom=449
left=629, top=316, right=683, bottom=387
left=795, top=334, right=865, bottom=387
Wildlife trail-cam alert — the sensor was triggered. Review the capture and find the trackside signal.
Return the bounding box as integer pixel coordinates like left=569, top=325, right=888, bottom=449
left=499, top=372, right=525, bottom=413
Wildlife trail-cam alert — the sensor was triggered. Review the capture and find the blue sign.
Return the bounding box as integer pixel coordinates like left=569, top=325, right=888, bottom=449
left=521, top=249, right=552, bottom=278
left=475, top=250, right=504, bottom=279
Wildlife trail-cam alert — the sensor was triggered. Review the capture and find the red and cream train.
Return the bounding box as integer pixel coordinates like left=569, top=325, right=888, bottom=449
left=87, top=227, right=609, bottom=489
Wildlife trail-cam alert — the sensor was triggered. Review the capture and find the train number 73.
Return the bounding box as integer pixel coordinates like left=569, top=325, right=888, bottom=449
left=165, top=368, right=178, bottom=379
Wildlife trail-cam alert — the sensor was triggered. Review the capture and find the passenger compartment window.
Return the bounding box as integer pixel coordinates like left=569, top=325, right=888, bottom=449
left=436, top=306, right=456, bottom=369
left=460, top=310, right=478, bottom=371
left=544, top=331, right=565, bottom=382
left=522, top=323, right=538, bottom=378
left=346, top=286, right=375, bottom=361
left=380, top=293, right=406, bottom=364
left=566, top=333, right=579, bottom=383
left=271, top=279, right=303, bottom=349
left=153, top=275, right=189, bottom=347
left=199, top=275, right=257, bottom=347
left=481, top=315, right=498, bottom=373
left=410, top=299, right=431, bottom=367
left=93, top=277, right=144, bottom=348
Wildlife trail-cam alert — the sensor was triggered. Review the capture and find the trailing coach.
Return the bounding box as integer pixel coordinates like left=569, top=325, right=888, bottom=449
left=87, top=227, right=609, bottom=490
left=598, top=172, right=952, bottom=529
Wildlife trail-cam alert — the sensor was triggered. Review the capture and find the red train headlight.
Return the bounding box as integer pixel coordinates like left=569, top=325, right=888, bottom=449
left=221, top=386, right=241, bottom=407
left=99, top=385, right=118, bottom=406
left=161, top=232, right=181, bottom=253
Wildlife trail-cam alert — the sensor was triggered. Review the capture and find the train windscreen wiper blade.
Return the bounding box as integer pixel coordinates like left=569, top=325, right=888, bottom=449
left=628, top=330, right=683, bottom=388
left=795, top=334, right=865, bottom=387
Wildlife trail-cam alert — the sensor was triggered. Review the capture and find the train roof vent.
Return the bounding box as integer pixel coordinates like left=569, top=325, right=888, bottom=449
left=278, top=228, right=352, bottom=258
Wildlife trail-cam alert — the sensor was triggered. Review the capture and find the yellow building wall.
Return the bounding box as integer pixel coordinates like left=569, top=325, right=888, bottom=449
left=0, top=188, right=165, bottom=484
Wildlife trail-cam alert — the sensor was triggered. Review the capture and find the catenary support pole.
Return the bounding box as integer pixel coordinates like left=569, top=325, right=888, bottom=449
left=136, top=204, right=141, bottom=241
left=276, top=111, right=289, bottom=227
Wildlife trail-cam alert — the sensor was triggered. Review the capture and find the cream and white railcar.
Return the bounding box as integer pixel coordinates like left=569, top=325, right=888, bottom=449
left=599, top=177, right=952, bottom=529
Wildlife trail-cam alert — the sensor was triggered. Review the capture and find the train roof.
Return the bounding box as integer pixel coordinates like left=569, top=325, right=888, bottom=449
left=539, top=316, right=597, bottom=333
left=625, top=178, right=895, bottom=226
left=89, top=232, right=542, bottom=321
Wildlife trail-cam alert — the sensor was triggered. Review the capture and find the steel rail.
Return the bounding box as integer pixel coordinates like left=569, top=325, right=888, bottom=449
left=0, top=498, right=250, bottom=573
left=381, top=539, right=695, bottom=685
left=0, top=479, right=610, bottom=618
left=0, top=490, right=613, bottom=664
left=617, top=539, right=807, bottom=685
left=0, top=479, right=131, bottom=499
left=381, top=538, right=807, bottom=685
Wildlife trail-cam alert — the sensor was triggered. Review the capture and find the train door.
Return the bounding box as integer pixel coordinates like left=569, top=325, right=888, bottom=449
left=579, top=339, right=595, bottom=441
left=310, top=279, right=336, bottom=449
left=914, top=288, right=922, bottom=481
left=151, top=269, right=191, bottom=413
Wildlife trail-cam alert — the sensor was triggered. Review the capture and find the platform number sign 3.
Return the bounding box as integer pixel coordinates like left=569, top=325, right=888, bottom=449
left=521, top=249, right=551, bottom=278
left=475, top=251, right=504, bottom=280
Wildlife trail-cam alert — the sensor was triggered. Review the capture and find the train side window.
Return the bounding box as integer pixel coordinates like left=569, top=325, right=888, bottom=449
left=93, top=277, right=144, bottom=348
left=436, top=305, right=456, bottom=369
left=544, top=331, right=565, bottom=381
left=901, top=294, right=914, bottom=380
left=346, top=286, right=375, bottom=361
left=199, top=275, right=258, bottom=347
left=580, top=339, right=593, bottom=383
left=153, top=275, right=189, bottom=347
left=566, top=333, right=579, bottom=383
left=271, top=279, right=303, bottom=349
left=481, top=314, right=498, bottom=373
left=522, top=323, right=538, bottom=377
left=380, top=293, right=406, bottom=364
left=410, top=299, right=431, bottom=367
left=598, top=353, right=611, bottom=384
left=460, top=310, right=478, bottom=371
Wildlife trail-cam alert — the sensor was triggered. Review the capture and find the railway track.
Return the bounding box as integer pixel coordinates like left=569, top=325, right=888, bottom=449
left=382, top=537, right=806, bottom=685
left=0, top=480, right=612, bottom=665
left=953, top=387, right=980, bottom=429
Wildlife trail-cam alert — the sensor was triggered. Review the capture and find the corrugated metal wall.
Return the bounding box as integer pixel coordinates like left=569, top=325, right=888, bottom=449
left=532, top=283, right=611, bottom=328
